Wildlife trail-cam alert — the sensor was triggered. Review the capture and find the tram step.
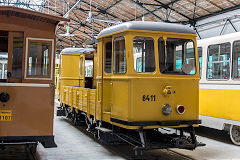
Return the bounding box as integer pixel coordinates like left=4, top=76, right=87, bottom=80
left=95, top=127, right=112, bottom=133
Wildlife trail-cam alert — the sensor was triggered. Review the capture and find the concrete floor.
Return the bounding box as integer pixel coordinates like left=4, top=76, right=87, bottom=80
left=36, top=101, right=240, bottom=160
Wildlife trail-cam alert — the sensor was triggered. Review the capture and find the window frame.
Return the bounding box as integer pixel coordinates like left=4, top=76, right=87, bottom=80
left=25, top=37, right=54, bottom=80
left=198, top=47, right=203, bottom=78
left=206, top=42, right=231, bottom=81
left=133, top=36, right=156, bottom=74
left=104, top=41, right=113, bottom=74
left=158, top=37, right=197, bottom=75
left=113, top=36, right=127, bottom=74
left=231, top=40, right=240, bottom=80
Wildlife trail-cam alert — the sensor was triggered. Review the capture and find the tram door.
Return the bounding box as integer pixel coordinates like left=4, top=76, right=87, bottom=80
left=102, top=38, right=113, bottom=116
left=7, top=32, right=24, bottom=83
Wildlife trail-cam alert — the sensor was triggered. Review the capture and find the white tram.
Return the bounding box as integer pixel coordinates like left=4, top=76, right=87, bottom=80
left=198, top=32, right=240, bottom=145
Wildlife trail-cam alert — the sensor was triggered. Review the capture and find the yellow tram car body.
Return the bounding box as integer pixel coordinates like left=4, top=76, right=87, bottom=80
left=58, top=21, right=203, bottom=150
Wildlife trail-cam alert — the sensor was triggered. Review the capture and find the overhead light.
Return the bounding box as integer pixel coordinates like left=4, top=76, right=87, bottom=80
left=59, top=25, right=75, bottom=37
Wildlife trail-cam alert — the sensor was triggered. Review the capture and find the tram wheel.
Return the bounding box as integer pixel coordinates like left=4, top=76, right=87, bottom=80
left=230, top=125, right=240, bottom=145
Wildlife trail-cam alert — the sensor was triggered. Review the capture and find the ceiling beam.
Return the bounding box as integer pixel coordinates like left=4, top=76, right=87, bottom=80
left=129, top=0, right=164, bottom=21
left=129, top=0, right=181, bottom=21
left=181, top=4, right=240, bottom=24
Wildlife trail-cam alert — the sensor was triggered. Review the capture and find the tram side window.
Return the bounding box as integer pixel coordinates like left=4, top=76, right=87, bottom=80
left=133, top=37, right=155, bottom=73
left=207, top=43, right=230, bottom=80
left=12, top=37, right=23, bottom=78
left=113, top=36, right=126, bottom=74
left=28, top=41, right=51, bottom=77
left=198, top=47, right=202, bottom=78
left=105, top=42, right=112, bottom=73
left=0, top=31, right=8, bottom=80
left=232, top=40, right=240, bottom=79
left=159, top=38, right=196, bottom=75
left=85, top=60, right=93, bottom=77
left=80, top=57, right=83, bottom=76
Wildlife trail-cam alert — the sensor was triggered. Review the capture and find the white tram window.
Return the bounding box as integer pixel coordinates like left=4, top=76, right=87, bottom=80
left=28, top=41, right=51, bottom=76
left=198, top=47, right=202, bottom=78
left=207, top=43, right=230, bottom=80
left=232, top=40, right=240, bottom=79
left=113, top=36, right=126, bottom=74
left=159, top=38, right=196, bottom=75
left=133, top=37, right=155, bottom=73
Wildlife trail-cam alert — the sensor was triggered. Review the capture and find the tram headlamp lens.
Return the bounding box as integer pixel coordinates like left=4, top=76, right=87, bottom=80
left=162, top=104, right=172, bottom=115
left=177, top=105, right=185, bottom=114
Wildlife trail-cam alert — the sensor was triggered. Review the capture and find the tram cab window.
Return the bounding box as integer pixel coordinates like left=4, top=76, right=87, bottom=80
left=198, top=47, right=202, bottom=78
left=0, top=31, right=8, bottom=80
left=85, top=59, right=93, bottom=88
left=105, top=42, right=112, bottom=73
left=232, top=40, right=240, bottom=79
left=85, top=60, right=93, bottom=77
left=28, top=41, right=51, bottom=77
left=80, top=57, right=83, bottom=76
left=158, top=38, right=196, bottom=75
left=207, top=43, right=230, bottom=80
left=133, top=37, right=155, bottom=73
left=113, top=36, right=126, bottom=74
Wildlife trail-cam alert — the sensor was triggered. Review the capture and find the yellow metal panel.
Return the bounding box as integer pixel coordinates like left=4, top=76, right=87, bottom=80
left=82, top=88, right=89, bottom=113
left=129, top=78, right=199, bottom=122
left=72, top=87, right=77, bottom=109
left=60, top=54, right=80, bottom=78
left=89, top=89, right=96, bottom=116
left=199, top=89, right=240, bottom=121
left=111, top=80, right=129, bottom=121
left=78, top=88, right=83, bottom=111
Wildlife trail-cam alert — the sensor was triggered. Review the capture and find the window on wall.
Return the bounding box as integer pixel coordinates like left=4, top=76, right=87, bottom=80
left=198, top=47, right=202, bottom=78
left=28, top=41, right=51, bottom=77
left=133, top=37, right=155, bottom=73
left=159, top=38, right=196, bottom=75
left=113, top=36, right=126, bottom=74
left=12, top=37, right=23, bottom=78
left=105, top=42, right=112, bottom=73
left=80, top=57, right=83, bottom=76
left=232, top=40, right=240, bottom=79
left=0, top=31, right=8, bottom=80
left=85, top=60, right=93, bottom=77
left=207, top=43, right=230, bottom=80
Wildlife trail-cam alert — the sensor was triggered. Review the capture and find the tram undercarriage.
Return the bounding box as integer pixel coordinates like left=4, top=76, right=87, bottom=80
left=57, top=105, right=205, bottom=156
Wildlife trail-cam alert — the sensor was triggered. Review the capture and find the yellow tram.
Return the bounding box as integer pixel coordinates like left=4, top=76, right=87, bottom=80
left=58, top=21, right=204, bottom=153
left=0, top=6, right=67, bottom=147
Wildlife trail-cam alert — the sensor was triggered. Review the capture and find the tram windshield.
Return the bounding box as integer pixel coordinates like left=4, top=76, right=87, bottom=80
left=159, top=38, right=196, bottom=75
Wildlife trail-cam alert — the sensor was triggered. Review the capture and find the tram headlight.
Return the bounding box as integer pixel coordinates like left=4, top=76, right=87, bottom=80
left=0, top=92, right=9, bottom=103
left=162, top=104, right=172, bottom=115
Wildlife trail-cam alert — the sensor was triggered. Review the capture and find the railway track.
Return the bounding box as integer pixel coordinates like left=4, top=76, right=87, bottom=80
left=63, top=117, right=195, bottom=160
left=0, top=144, right=38, bottom=160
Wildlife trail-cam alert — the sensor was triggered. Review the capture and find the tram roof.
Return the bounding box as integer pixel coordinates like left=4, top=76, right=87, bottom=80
left=98, top=21, right=195, bottom=38
left=0, top=6, right=69, bottom=24
left=61, top=48, right=95, bottom=54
